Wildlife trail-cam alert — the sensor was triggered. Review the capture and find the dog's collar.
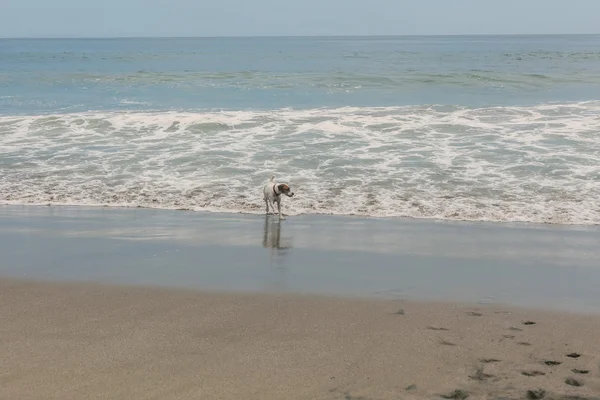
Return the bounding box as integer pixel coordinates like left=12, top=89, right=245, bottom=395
left=272, top=184, right=280, bottom=197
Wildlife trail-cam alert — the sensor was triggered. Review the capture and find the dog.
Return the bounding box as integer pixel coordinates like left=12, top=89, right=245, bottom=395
left=263, top=176, right=294, bottom=219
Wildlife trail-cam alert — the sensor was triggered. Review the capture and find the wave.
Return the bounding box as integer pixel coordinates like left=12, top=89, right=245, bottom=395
left=1, top=102, right=600, bottom=225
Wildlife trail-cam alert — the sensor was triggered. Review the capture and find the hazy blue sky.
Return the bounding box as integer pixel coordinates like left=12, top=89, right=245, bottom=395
left=1, top=0, right=599, bottom=38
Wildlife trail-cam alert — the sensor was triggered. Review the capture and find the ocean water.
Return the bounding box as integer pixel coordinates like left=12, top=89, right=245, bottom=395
left=1, top=36, right=600, bottom=224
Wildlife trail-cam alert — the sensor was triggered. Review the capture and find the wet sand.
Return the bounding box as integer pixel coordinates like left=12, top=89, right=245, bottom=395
left=1, top=205, right=600, bottom=312
left=1, top=278, right=599, bottom=400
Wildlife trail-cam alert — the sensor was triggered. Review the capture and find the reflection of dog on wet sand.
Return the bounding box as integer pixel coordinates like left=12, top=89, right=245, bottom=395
left=262, top=215, right=292, bottom=250
left=263, top=176, right=294, bottom=220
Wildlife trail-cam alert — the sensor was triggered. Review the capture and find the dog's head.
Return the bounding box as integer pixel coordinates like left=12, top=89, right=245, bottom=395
left=277, top=183, right=294, bottom=197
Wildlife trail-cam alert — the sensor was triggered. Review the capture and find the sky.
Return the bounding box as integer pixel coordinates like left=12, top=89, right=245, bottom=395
left=1, top=0, right=600, bottom=38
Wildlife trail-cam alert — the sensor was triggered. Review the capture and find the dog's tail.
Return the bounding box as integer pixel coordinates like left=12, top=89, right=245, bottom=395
left=269, top=175, right=275, bottom=182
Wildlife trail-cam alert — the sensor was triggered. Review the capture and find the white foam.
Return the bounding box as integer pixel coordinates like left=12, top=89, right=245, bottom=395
left=1, top=102, right=600, bottom=225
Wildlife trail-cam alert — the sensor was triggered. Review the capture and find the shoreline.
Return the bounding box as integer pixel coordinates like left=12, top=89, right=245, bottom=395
left=3, top=202, right=600, bottom=229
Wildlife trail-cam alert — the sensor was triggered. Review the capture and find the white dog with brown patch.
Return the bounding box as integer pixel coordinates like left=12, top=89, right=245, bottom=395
left=263, top=176, right=294, bottom=219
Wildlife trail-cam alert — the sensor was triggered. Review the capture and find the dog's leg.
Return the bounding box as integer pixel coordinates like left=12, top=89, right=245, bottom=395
left=264, top=198, right=270, bottom=215
left=277, top=200, right=285, bottom=220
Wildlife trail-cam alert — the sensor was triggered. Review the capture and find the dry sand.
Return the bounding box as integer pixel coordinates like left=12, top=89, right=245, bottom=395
left=1, top=278, right=599, bottom=400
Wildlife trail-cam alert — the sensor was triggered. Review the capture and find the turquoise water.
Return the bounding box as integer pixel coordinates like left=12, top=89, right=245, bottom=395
left=3, top=36, right=600, bottom=112
left=1, top=36, right=600, bottom=223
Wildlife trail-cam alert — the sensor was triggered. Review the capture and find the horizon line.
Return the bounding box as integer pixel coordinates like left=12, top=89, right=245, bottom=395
left=2, top=33, right=600, bottom=40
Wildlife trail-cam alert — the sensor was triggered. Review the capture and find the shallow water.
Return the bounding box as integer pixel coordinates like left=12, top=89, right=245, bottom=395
left=2, top=205, right=599, bottom=312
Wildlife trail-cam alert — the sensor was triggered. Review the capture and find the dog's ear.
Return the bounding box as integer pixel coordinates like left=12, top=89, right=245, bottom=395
left=278, top=184, right=289, bottom=191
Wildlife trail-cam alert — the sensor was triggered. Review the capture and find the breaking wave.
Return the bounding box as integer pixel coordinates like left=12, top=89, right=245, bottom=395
left=1, top=102, right=600, bottom=225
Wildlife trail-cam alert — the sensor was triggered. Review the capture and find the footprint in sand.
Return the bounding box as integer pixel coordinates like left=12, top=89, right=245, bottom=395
left=566, top=352, right=581, bottom=358
left=522, top=371, right=546, bottom=377
left=479, top=358, right=501, bottom=364
left=526, top=389, right=546, bottom=400
left=565, top=377, right=583, bottom=387
left=427, top=326, right=450, bottom=331
left=440, top=389, right=469, bottom=399
left=517, top=341, right=532, bottom=346
left=439, top=339, right=457, bottom=346
left=572, top=368, right=589, bottom=374
left=469, top=368, right=494, bottom=381
left=544, top=360, right=562, bottom=366
left=523, top=321, right=537, bottom=325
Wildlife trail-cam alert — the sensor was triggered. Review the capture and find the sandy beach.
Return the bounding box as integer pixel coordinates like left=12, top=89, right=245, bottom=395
left=1, top=278, right=599, bottom=400
left=1, top=206, right=600, bottom=399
